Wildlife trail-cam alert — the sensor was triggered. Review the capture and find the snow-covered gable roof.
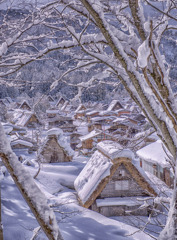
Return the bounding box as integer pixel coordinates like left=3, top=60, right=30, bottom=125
left=61, top=100, right=69, bottom=111
left=97, top=141, right=134, bottom=161
left=46, top=128, right=74, bottom=157
left=99, top=110, right=116, bottom=116
left=79, top=129, right=102, bottom=142
left=15, top=111, right=39, bottom=127
left=130, top=105, right=140, bottom=113
left=11, top=139, right=33, bottom=148
left=19, top=100, right=31, bottom=110
left=75, top=104, right=86, bottom=113
left=107, top=100, right=123, bottom=111
left=136, top=140, right=172, bottom=168
left=74, top=140, right=157, bottom=208
left=46, top=109, right=59, bottom=114
left=1, top=122, right=13, bottom=134
left=56, top=97, right=65, bottom=107
left=5, top=97, right=13, bottom=103
left=86, top=110, right=99, bottom=116
left=48, top=95, right=55, bottom=102
left=0, top=98, right=9, bottom=106
left=12, top=109, right=24, bottom=123
left=113, top=117, right=127, bottom=123
left=74, top=150, right=113, bottom=205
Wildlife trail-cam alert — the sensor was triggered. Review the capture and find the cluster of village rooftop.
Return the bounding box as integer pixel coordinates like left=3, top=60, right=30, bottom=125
left=0, top=95, right=173, bottom=217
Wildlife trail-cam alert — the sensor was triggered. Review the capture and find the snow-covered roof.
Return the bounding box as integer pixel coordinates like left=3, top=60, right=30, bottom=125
left=75, top=104, right=86, bottom=113
left=56, top=97, right=65, bottom=106
left=99, top=110, right=116, bottom=116
left=86, top=110, right=99, bottom=116
left=75, top=140, right=157, bottom=207
left=47, top=128, right=63, bottom=136
left=46, top=128, right=74, bottom=157
left=79, top=129, right=102, bottom=142
left=97, top=141, right=135, bottom=161
left=5, top=97, right=13, bottom=103
left=107, top=100, right=123, bottom=111
left=1, top=123, right=13, bottom=134
left=12, top=109, right=24, bottom=123
left=113, top=117, right=127, bottom=123
left=61, top=100, right=69, bottom=111
left=96, top=197, right=144, bottom=207
left=11, top=139, right=33, bottom=148
left=19, top=100, right=31, bottom=109
left=46, top=109, right=59, bottom=114
left=74, top=150, right=113, bottom=204
left=136, top=140, right=171, bottom=168
left=48, top=95, right=55, bottom=102
left=0, top=98, right=9, bottom=106
left=16, top=112, right=33, bottom=126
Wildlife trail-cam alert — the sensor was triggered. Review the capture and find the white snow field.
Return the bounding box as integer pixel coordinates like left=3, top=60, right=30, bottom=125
left=1, top=155, right=154, bottom=240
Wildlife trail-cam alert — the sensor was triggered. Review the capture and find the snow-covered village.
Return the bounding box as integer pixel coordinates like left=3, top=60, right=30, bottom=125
left=0, top=0, right=177, bottom=240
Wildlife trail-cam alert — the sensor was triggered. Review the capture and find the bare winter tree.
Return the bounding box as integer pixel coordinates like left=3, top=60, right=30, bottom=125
left=1, top=0, right=177, bottom=239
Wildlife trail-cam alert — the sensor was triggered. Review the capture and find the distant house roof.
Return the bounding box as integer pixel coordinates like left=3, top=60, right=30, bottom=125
left=61, top=100, right=69, bottom=111
left=48, top=95, right=55, bottom=102
left=40, top=128, right=74, bottom=158
left=107, top=100, right=123, bottom=111
left=19, top=100, right=32, bottom=110
left=130, top=105, right=140, bottom=113
left=46, top=109, right=59, bottom=114
left=136, top=140, right=172, bottom=168
left=74, top=104, right=86, bottom=113
left=5, top=97, right=13, bottom=103
left=79, top=129, right=102, bottom=142
left=12, top=109, right=24, bottom=123
left=15, top=111, right=40, bottom=127
left=56, top=97, right=66, bottom=107
left=11, top=139, right=33, bottom=148
left=0, top=98, right=9, bottom=106
left=74, top=140, right=157, bottom=208
left=86, top=110, right=99, bottom=116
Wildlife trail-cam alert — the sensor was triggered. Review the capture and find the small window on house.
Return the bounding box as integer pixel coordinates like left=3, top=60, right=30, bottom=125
left=118, top=170, right=125, bottom=176
left=115, top=180, right=129, bottom=190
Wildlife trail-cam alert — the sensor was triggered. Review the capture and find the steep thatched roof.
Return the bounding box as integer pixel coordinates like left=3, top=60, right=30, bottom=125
left=74, top=141, right=157, bottom=208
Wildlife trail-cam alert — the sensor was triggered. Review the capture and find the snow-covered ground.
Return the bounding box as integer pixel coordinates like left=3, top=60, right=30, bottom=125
left=1, top=154, right=155, bottom=240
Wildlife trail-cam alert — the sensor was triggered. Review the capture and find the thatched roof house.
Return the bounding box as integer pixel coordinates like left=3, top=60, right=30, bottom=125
left=39, top=128, right=74, bottom=163
left=15, top=111, right=41, bottom=128
left=19, top=100, right=32, bottom=111
left=56, top=97, right=66, bottom=107
left=74, top=141, right=157, bottom=217
left=107, top=100, right=123, bottom=111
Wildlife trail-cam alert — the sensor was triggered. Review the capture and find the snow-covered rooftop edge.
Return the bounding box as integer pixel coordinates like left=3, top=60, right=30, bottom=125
left=97, top=140, right=135, bottom=161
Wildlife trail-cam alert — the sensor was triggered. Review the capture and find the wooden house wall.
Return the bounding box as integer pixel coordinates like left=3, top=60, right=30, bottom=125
left=117, top=111, right=130, bottom=117
left=99, top=164, right=146, bottom=198
left=82, top=139, right=93, bottom=149
left=141, top=159, right=173, bottom=187
left=90, top=163, right=149, bottom=217
left=88, top=124, right=102, bottom=132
